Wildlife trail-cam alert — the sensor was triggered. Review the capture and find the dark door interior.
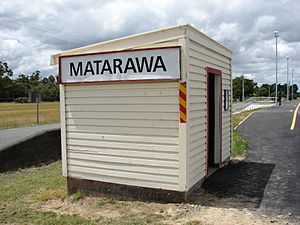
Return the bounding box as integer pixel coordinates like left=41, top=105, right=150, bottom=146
left=208, top=73, right=215, bottom=167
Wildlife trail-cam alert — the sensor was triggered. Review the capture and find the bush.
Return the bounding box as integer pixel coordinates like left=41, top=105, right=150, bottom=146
left=14, top=97, right=28, bottom=103
left=0, top=98, right=15, bottom=102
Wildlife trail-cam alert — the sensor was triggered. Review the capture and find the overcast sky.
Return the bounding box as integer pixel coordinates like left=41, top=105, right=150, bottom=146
left=1, top=0, right=300, bottom=87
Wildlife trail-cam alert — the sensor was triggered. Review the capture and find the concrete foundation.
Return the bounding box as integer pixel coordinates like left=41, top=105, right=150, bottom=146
left=0, top=129, right=61, bottom=172
left=67, top=177, right=204, bottom=203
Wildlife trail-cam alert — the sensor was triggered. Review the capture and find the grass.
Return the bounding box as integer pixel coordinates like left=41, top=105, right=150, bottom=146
left=0, top=162, right=73, bottom=225
left=0, top=205, right=95, bottom=225
left=70, top=191, right=85, bottom=202
left=232, top=130, right=249, bottom=157
left=232, top=108, right=261, bottom=128
left=33, top=187, right=67, bottom=202
left=0, top=162, right=171, bottom=224
left=0, top=102, right=59, bottom=129
left=0, top=161, right=65, bottom=202
left=96, top=197, right=118, bottom=207
left=184, top=221, right=206, bottom=225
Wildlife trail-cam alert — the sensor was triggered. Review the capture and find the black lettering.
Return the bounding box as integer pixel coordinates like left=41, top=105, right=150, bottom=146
left=84, top=61, right=94, bottom=75
left=70, top=62, right=82, bottom=76
left=124, top=58, right=137, bottom=73
left=113, top=59, right=123, bottom=74
left=101, top=60, right=112, bottom=74
left=153, top=56, right=167, bottom=72
left=135, top=56, right=153, bottom=72
left=93, top=60, right=102, bottom=74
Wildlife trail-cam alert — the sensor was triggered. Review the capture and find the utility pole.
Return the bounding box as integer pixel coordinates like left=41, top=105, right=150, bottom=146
left=36, top=97, right=39, bottom=124
left=242, top=75, right=245, bottom=102
left=292, top=68, right=294, bottom=100
left=274, top=31, right=279, bottom=106
left=287, top=56, right=289, bottom=101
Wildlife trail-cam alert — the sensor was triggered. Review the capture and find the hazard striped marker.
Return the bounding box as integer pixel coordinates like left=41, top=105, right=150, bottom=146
left=179, top=82, right=187, bottom=123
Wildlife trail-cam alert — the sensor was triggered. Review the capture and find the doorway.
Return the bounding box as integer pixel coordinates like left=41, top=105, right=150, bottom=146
left=207, top=67, right=222, bottom=172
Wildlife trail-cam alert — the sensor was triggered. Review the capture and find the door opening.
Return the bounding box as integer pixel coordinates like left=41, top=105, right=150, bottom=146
left=207, top=68, right=222, bottom=173
left=208, top=74, right=215, bottom=167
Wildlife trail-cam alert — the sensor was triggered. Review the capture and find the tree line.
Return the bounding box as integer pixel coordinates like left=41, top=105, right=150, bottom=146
left=233, top=75, right=299, bottom=102
left=0, top=61, right=59, bottom=102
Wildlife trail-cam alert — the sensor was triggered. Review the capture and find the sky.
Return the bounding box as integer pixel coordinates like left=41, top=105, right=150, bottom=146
left=1, top=0, right=300, bottom=87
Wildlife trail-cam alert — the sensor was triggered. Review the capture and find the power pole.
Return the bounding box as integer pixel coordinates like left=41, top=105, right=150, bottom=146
left=242, top=75, right=245, bottom=102
left=287, top=56, right=289, bottom=101
left=292, top=68, right=294, bottom=100
left=274, top=31, right=279, bottom=106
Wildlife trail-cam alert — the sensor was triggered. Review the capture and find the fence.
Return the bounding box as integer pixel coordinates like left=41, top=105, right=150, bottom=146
left=233, top=97, right=276, bottom=114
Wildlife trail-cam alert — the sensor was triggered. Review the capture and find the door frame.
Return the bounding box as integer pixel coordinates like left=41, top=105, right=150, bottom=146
left=206, top=67, right=222, bottom=174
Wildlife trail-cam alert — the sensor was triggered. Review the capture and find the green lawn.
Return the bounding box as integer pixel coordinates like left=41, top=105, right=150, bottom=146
left=0, top=102, right=59, bottom=129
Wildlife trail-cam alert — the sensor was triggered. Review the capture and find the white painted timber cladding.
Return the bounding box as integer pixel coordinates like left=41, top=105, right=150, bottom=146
left=65, top=82, right=181, bottom=191
left=187, top=38, right=232, bottom=189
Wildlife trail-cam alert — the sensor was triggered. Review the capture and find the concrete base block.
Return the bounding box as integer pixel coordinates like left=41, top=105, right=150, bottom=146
left=67, top=177, right=204, bottom=203
left=0, top=129, right=61, bottom=172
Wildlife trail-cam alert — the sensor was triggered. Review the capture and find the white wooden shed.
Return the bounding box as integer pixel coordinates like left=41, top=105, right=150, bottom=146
left=51, top=24, right=232, bottom=202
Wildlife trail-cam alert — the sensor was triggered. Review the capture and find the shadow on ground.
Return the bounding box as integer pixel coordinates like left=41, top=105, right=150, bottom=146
left=190, top=160, right=275, bottom=209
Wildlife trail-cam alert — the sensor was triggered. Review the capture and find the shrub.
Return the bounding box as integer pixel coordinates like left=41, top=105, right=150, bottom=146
left=14, top=97, right=28, bottom=103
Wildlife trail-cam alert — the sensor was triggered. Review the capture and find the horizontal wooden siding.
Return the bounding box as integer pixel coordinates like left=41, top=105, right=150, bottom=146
left=65, top=82, right=181, bottom=191
left=187, top=38, right=232, bottom=189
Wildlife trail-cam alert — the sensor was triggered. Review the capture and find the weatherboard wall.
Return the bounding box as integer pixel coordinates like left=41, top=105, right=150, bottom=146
left=64, top=82, right=181, bottom=191
left=186, top=29, right=232, bottom=189
left=61, top=35, right=185, bottom=192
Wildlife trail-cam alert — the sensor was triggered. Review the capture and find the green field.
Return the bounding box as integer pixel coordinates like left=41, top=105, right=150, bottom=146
left=0, top=102, right=60, bottom=129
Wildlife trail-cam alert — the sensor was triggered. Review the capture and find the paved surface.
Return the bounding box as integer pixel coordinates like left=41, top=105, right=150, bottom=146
left=198, top=101, right=300, bottom=218
left=0, top=124, right=60, bottom=151
left=239, top=101, right=300, bottom=216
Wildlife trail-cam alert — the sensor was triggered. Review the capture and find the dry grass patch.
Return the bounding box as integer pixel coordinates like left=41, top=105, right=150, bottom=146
left=0, top=157, right=296, bottom=224
left=33, top=196, right=180, bottom=222
left=33, top=197, right=294, bottom=225
left=184, top=221, right=206, bottom=225
left=233, top=108, right=262, bottom=128
left=33, top=187, right=67, bottom=202
left=0, top=102, right=59, bottom=129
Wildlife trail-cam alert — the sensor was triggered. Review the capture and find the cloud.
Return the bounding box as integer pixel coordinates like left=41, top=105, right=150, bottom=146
left=0, top=0, right=300, bottom=88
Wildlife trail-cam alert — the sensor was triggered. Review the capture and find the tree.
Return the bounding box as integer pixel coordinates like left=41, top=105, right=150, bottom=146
left=0, top=76, right=13, bottom=98
left=16, top=74, right=30, bottom=89
left=256, top=85, right=269, bottom=97
left=0, top=61, right=13, bottom=77
left=291, top=84, right=298, bottom=99
left=0, top=61, right=13, bottom=99
left=48, top=75, right=56, bottom=83
left=233, top=76, right=257, bottom=101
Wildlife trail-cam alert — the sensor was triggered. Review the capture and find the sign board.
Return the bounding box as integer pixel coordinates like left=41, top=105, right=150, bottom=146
left=59, top=47, right=180, bottom=84
left=28, top=91, right=41, bottom=103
